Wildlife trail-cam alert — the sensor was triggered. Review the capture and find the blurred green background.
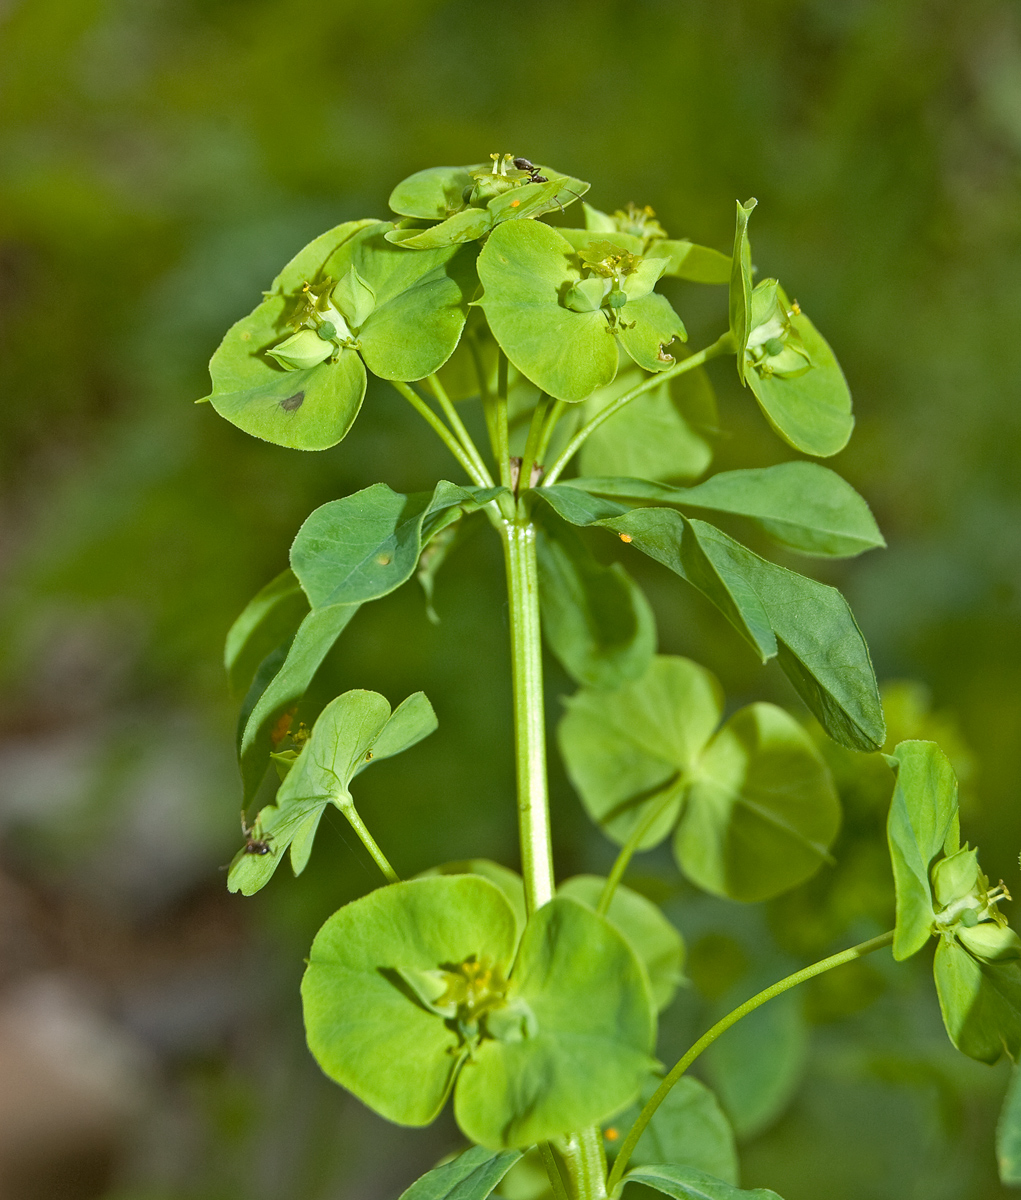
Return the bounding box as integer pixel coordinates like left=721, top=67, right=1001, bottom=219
left=1, top=1, right=1020, bottom=1197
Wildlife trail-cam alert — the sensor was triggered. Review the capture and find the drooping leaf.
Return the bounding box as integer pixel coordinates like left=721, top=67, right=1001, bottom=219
left=302, top=876, right=520, bottom=1126
left=624, top=1164, right=783, bottom=1200
left=476, top=220, right=618, bottom=403
left=398, top=1145, right=523, bottom=1200
left=224, top=569, right=310, bottom=698
left=607, top=1076, right=737, bottom=1183
left=729, top=199, right=757, bottom=386
left=291, top=481, right=506, bottom=610
left=558, top=876, right=684, bottom=1011
left=677, top=703, right=840, bottom=902
left=453, top=897, right=656, bottom=1148
left=934, top=937, right=1021, bottom=1065
left=577, top=366, right=717, bottom=484
left=536, top=493, right=885, bottom=752
left=557, top=656, right=724, bottom=849
left=568, top=462, right=884, bottom=557
left=535, top=513, right=656, bottom=690
left=238, top=601, right=361, bottom=801
left=885, top=740, right=960, bottom=961
left=997, top=1066, right=1021, bottom=1185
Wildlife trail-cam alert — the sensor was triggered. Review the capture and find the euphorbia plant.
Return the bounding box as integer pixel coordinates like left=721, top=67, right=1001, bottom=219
left=200, top=157, right=1021, bottom=1200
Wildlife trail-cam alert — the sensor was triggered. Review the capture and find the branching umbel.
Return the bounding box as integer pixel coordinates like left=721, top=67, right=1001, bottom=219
left=202, top=158, right=1021, bottom=1200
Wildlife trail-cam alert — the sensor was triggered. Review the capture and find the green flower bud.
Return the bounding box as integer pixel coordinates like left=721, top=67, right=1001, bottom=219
left=932, top=847, right=982, bottom=908
left=763, top=337, right=785, bottom=357
left=332, top=267, right=376, bottom=330
left=266, top=329, right=333, bottom=371
left=565, top=275, right=611, bottom=313
left=606, top=285, right=627, bottom=309
left=317, top=321, right=337, bottom=340
left=958, top=922, right=1021, bottom=962
left=485, top=996, right=539, bottom=1043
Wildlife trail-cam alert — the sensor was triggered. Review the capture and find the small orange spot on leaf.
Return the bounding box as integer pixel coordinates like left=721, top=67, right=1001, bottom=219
left=619, top=533, right=632, bottom=543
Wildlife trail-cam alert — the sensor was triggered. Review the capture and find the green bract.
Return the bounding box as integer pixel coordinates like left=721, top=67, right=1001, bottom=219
left=476, top=220, right=686, bottom=403
left=558, top=656, right=840, bottom=902
left=200, top=221, right=474, bottom=449
left=302, top=877, right=655, bottom=1147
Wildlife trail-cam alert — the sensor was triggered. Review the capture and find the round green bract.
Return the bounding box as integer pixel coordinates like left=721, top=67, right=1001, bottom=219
left=453, top=897, right=655, bottom=1148
left=476, top=220, right=618, bottom=403
left=302, top=875, right=519, bottom=1126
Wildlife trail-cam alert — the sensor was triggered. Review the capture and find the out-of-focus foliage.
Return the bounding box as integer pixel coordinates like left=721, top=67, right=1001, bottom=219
left=0, top=1, right=1020, bottom=1198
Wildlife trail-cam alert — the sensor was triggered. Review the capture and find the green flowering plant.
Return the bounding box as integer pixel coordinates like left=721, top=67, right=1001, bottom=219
left=200, top=155, right=1020, bottom=1200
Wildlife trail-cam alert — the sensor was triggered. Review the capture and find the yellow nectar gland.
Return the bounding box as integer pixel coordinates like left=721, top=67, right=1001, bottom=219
left=604, top=1127, right=619, bottom=1141
left=619, top=533, right=633, bottom=543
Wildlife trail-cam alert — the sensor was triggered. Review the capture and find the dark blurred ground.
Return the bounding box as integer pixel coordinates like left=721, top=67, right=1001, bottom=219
left=0, top=1, right=1020, bottom=1197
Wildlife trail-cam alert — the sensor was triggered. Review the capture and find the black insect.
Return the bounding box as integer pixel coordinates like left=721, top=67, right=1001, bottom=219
left=513, top=157, right=548, bottom=184
left=240, top=811, right=274, bottom=856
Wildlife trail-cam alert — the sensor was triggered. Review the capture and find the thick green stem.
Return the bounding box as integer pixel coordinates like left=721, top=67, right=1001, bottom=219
left=543, top=333, right=734, bottom=486
left=596, top=788, right=679, bottom=916
left=605, top=929, right=895, bottom=1195
left=390, top=380, right=489, bottom=487
left=561, top=1127, right=608, bottom=1200
left=339, top=802, right=400, bottom=884
left=428, top=373, right=494, bottom=486
left=499, top=520, right=554, bottom=915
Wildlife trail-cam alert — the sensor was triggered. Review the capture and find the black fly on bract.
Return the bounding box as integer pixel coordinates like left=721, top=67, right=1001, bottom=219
left=513, top=157, right=548, bottom=184
left=240, top=810, right=274, bottom=856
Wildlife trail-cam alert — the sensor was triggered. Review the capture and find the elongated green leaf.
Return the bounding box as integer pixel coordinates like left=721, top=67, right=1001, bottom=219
left=454, top=897, right=656, bottom=1148
left=536, top=514, right=655, bottom=690
left=303, top=876, right=520, bottom=1126
left=677, top=703, right=840, bottom=902
left=291, top=481, right=505, bottom=610
left=997, top=1066, right=1021, bottom=1184
left=624, top=1164, right=783, bottom=1200
left=729, top=199, right=756, bottom=385
left=568, top=462, right=884, bottom=557
left=934, top=937, right=1021, bottom=1064
left=557, top=656, right=724, bottom=849
left=386, top=208, right=493, bottom=249
left=656, top=239, right=732, bottom=284
left=885, top=740, right=960, bottom=960
left=224, top=569, right=310, bottom=698
left=577, top=367, right=717, bottom=485
left=476, top=220, right=618, bottom=403
left=398, top=1146, right=523, bottom=1200
left=607, top=1077, right=737, bottom=1183
left=558, top=876, right=684, bottom=1011
left=746, top=304, right=854, bottom=458
left=238, top=601, right=361, bottom=800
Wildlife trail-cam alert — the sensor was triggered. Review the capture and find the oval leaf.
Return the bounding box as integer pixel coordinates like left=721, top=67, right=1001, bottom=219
left=625, top=1163, right=783, bottom=1200
left=398, top=1145, right=523, bottom=1200
left=389, top=166, right=476, bottom=219
left=934, top=937, right=1021, bottom=1065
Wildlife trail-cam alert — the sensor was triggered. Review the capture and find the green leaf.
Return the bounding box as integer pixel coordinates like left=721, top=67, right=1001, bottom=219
left=608, top=1076, right=737, bottom=1183
left=385, top=207, right=494, bottom=249
left=535, top=514, right=656, bottom=690
left=536, top=495, right=885, bottom=752
left=224, top=569, right=310, bottom=698
left=476, top=220, right=618, bottom=403
left=229, top=688, right=436, bottom=894
left=746, top=300, right=854, bottom=458
left=453, top=897, right=656, bottom=1148
left=677, top=703, right=840, bottom=902
left=569, top=462, right=884, bottom=558
left=655, top=239, right=732, bottom=284
left=559, top=227, right=646, bottom=257
left=302, top=876, right=520, bottom=1126
left=238, top=601, right=361, bottom=801
left=729, top=199, right=756, bottom=386
left=557, top=656, right=724, bottom=850
left=398, top=1146, right=523, bottom=1200
left=291, top=481, right=506, bottom=610
left=997, top=1066, right=1021, bottom=1184
left=558, top=876, right=684, bottom=1011
left=616, top=292, right=688, bottom=373
left=934, top=937, right=1021, bottom=1064
left=419, top=860, right=528, bottom=942
left=487, top=171, right=590, bottom=223
left=885, top=740, right=960, bottom=960
left=325, top=223, right=476, bottom=381
left=577, top=366, right=717, bottom=485
left=389, top=166, right=476, bottom=219
left=624, top=1164, right=783, bottom=1200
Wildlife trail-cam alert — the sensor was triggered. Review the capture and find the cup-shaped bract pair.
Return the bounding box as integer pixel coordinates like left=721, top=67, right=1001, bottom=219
left=301, top=875, right=656, bottom=1148
left=476, top=220, right=688, bottom=403
left=385, top=159, right=590, bottom=250
left=576, top=202, right=733, bottom=284
left=200, top=221, right=475, bottom=450
left=729, top=199, right=853, bottom=457
left=886, top=739, right=1021, bottom=1063
left=558, top=655, right=841, bottom=903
